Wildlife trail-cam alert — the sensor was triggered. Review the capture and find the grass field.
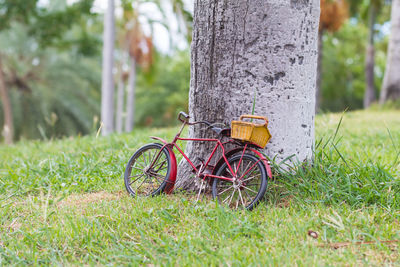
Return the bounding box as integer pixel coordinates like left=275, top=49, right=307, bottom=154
left=0, top=110, right=399, bottom=266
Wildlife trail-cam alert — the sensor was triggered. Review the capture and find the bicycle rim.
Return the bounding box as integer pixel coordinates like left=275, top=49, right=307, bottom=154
left=212, top=153, right=267, bottom=210
left=124, top=143, right=171, bottom=197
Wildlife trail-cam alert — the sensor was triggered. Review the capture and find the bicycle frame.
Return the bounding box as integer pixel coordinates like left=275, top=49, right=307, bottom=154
left=172, top=137, right=239, bottom=179
left=150, top=121, right=272, bottom=194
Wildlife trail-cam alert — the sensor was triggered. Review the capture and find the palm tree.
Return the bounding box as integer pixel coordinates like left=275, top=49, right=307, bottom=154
left=363, top=1, right=379, bottom=108
left=0, top=23, right=102, bottom=140
left=101, top=0, right=116, bottom=136
left=116, top=0, right=192, bottom=132
left=317, top=0, right=349, bottom=111
left=115, top=1, right=154, bottom=132
left=125, top=7, right=153, bottom=132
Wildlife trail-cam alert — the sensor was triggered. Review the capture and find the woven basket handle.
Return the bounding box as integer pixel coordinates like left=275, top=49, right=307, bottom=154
left=239, top=115, right=268, bottom=126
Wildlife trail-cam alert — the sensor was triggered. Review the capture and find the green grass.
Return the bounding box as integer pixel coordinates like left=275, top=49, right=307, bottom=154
left=274, top=111, right=400, bottom=210
left=0, top=110, right=399, bottom=265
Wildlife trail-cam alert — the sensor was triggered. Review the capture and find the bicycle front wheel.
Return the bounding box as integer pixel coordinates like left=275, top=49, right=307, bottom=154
left=124, top=143, right=171, bottom=197
left=212, top=153, right=267, bottom=210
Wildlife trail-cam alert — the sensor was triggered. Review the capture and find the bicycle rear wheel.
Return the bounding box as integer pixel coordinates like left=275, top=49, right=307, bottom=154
left=124, top=143, right=171, bottom=197
left=212, top=153, right=267, bottom=210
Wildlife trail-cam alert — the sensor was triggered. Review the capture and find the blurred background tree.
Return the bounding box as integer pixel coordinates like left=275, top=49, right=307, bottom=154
left=362, top=0, right=383, bottom=108
left=319, top=0, right=392, bottom=111
left=380, top=0, right=400, bottom=103
left=0, top=0, right=191, bottom=143
left=317, top=0, right=349, bottom=112
left=102, top=0, right=192, bottom=135
left=0, top=0, right=98, bottom=143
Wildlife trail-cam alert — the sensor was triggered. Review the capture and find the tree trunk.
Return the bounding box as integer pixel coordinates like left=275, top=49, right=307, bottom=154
left=364, top=4, right=376, bottom=108
left=316, top=30, right=323, bottom=112
left=175, top=0, right=320, bottom=190
left=115, top=66, right=125, bottom=133
left=0, top=56, right=13, bottom=144
left=101, top=0, right=115, bottom=136
left=380, top=0, right=400, bottom=104
left=125, top=57, right=136, bottom=132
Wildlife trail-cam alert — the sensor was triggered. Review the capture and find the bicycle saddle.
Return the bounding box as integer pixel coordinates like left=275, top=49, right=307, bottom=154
left=211, top=127, right=231, bottom=137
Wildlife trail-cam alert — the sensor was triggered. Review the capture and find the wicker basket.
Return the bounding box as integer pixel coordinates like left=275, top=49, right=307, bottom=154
left=231, top=115, right=271, bottom=148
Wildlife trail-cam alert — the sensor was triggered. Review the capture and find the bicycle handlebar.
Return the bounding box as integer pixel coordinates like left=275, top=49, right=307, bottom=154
left=178, top=111, right=212, bottom=127
left=178, top=111, right=190, bottom=123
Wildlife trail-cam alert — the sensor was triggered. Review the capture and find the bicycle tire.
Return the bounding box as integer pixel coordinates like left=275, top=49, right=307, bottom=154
left=124, top=143, right=171, bottom=197
left=212, top=153, right=267, bottom=210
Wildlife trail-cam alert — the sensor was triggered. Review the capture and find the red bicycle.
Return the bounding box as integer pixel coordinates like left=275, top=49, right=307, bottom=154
left=124, top=112, right=273, bottom=210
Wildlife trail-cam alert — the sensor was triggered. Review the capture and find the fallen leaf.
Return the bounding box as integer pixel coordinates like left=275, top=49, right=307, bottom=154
left=308, top=230, right=319, bottom=239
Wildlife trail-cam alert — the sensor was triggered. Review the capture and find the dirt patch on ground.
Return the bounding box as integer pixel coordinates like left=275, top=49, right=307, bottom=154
left=276, top=195, right=294, bottom=208
left=57, top=191, right=124, bottom=208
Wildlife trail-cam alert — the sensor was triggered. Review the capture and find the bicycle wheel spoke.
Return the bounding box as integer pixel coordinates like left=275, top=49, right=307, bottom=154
left=132, top=160, right=146, bottom=169
left=244, top=165, right=256, bottom=178
left=146, top=151, right=153, bottom=165
left=217, top=185, right=234, bottom=195
left=132, top=166, right=145, bottom=172
left=153, top=159, right=166, bottom=169
left=129, top=174, right=145, bottom=185
left=244, top=191, right=257, bottom=198
left=155, top=165, right=167, bottom=172
left=141, top=151, right=147, bottom=166
left=238, top=189, right=246, bottom=208
left=148, top=151, right=157, bottom=169
left=245, top=183, right=261, bottom=187
left=242, top=175, right=258, bottom=182
left=218, top=183, right=233, bottom=188
left=129, top=173, right=144, bottom=178
left=149, top=149, right=157, bottom=166
left=227, top=189, right=236, bottom=206
left=222, top=194, right=230, bottom=204
left=226, top=167, right=234, bottom=177
left=248, top=170, right=258, bottom=177
left=239, top=160, right=244, bottom=175
left=241, top=161, right=252, bottom=177
left=235, top=195, right=240, bottom=209
left=242, top=185, right=258, bottom=194
left=223, top=189, right=235, bottom=204
left=150, top=173, right=165, bottom=183
left=135, top=176, right=148, bottom=191
left=243, top=188, right=253, bottom=199
left=124, top=144, right=172, bottom=197
left=148, top=175, right=161, bottom=185
left=213, top=153, right=267, bottom=211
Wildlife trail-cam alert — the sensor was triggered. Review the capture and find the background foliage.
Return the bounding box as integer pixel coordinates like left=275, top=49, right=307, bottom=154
left=0, top=0, right=398, bottom=140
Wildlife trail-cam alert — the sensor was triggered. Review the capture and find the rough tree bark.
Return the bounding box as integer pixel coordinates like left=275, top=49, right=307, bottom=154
left=125, top=57, right=136, bottom=132
left=316, top=30, right=323, bottom=112
left=101, top=0, right=115, bottom=136
left=380, top=0, right=400, bottom=104
left=175, top=0, right=320, bottom=190
left=0, top=56, right=13, bottom=144
left=364, top=4, right=377, bottom=108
